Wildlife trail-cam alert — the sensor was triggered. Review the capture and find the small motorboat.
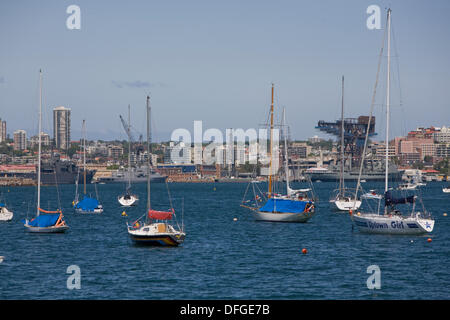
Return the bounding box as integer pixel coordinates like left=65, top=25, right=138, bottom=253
left=361, top=190, right=383, bottom=200
left=0, top=203, right=13, bottom=222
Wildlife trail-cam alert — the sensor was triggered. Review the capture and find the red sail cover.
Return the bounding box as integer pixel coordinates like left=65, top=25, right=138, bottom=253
left=148, top=209, right=173, bottom=220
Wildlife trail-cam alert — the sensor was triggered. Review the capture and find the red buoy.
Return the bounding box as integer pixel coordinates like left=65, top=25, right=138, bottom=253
left=427, top=238, right=432, bottom=243
left=302, top=248, right=308, bottom=254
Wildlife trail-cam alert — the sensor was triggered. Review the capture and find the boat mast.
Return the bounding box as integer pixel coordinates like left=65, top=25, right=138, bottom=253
left=127, top=104, right=131, bottom=191
left=146, top=95, right=151, bottom=211
left=282, top=107, right=290, bottom=195
left=268, top=83, right=274, bottom=198
left=340, top=75, right=345, bottom=196
left=37, top=69, right=42, bottom=217
left=385, top=9, right=391, bottom=195
left=83, top=119, right=86, bottom=195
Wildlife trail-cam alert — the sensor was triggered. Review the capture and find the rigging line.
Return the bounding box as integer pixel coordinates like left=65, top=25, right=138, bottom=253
left=391, top=20, right=407, bottom=138
left=355, top=11, right=388, bottom=203
left=241, top=181, right=251, bottom=204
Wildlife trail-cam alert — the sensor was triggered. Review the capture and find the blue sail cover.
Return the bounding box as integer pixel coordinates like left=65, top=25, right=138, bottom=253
left=75, top=196, right=99, bottom=211
left=385, top=191, right=415, bottom=207
left=259, top=198, right=310, bottom=213
left=26, top=214, right=60, bottom=227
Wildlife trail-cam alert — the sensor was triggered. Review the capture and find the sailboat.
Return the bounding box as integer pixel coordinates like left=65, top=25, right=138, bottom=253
left=241, top=84, right=316, bottom=223
left=118, top=105, right=139, bottom=207
left=0, top=203, right=13, bottom=222
left=351, top=9, right=434, bottom=235
left=127, top=95, right=185, bottom=246
left=330, top=76, right=361, bottom=211
left=73, top=120, right=104, bottom=213
left=23, top=70, right=69, bottom=233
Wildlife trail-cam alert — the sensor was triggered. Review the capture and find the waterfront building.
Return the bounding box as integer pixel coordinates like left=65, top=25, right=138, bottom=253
left=107, top=145, right=124, bottom=159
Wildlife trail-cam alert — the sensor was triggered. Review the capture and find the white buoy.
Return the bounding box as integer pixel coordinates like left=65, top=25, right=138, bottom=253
left=233, top=218, right=238, bottom=221
left=0, top=256, right=4, bottom=263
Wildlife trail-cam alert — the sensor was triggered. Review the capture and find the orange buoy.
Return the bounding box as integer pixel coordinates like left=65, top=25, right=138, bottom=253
left=427, top=238, right=432, bottom=243
left=301, top=248, right=308, bottom=254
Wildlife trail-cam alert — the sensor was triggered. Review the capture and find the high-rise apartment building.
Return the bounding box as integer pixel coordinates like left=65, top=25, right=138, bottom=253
left=13, top=129, right=27, bottom=150
left=0, top=118, right=6, bottom=142
left=53, top=106, right=71, bottom=151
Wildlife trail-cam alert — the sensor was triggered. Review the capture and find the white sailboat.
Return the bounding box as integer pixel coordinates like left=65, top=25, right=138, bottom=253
left=127, top=95, right=185, bottom=246
left=330, top=76, right=361, bottom=211
left=241, top=84, right=316, bottom=223
left=118, top=105, right=139, bottom=207
left=23, top=70, right=69, bottom=233
left=351, top=9, right=434, bottom=235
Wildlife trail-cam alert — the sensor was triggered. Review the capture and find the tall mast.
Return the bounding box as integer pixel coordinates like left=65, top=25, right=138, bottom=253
left=268, top=83, right=274, bottom=198
left=282, top=107, right=290, bottom=195
left=127, top=104, right=131, bottom=191
left=340, top=76, right=345, bottom=195
left=83, top=119, right=86, bottom=195
left=146, top=95, right=151, bottom=211
left=385, top=9, right=391, bottom=194
left=37, top=69, right=42, bottom=216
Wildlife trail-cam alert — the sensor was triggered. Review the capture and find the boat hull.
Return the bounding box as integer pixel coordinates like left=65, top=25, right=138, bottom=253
left=128, top=233, right=185, bottom=246
left=118, top=195, right=139, bottom=207
left=0, top=213, right=13, bottom=221
left=75, top=208, right=103, bottom=214
left=334, top=200, right=361, bottom=211
left=252, top=209, right=315, bottom=223
left=352, top=213, right=434, bottom=235
left=0, top=208, right=13, bottom=221
left=305, top=170, right=403, bottom=182
left=24, top=224, right=69, bottom=233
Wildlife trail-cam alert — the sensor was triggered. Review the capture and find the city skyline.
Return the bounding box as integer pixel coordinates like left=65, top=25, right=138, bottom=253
left=0, top=1, right=449, bottom=142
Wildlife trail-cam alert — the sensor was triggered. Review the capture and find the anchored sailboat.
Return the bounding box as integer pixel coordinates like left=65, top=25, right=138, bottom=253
left=127, top=95, right=185, bottom=246
left=330, top=76, right=361, bottom=211
left=241, top=84, right=316, bottom=223
left=23, top=70, right=68, bottom=233
left=73, top=120, right=104, bottom=213
left=118, top=105, right=139, bottom=207
left=351, top=9, right=434, bottom=235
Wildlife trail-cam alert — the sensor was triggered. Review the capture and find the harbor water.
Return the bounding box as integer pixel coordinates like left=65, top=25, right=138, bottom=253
left=0, top=181, right=449, bottom=299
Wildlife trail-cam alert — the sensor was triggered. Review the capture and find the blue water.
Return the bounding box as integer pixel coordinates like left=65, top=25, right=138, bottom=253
left=1, top=181, right=449, bottom=299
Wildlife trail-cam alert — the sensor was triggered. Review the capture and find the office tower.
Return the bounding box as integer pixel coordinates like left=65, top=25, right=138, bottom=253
left=53, top=106, right=71, bottom=151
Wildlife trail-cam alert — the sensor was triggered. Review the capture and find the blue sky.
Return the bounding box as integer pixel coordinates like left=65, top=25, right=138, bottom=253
left=0, top=0, right=449, bottom=142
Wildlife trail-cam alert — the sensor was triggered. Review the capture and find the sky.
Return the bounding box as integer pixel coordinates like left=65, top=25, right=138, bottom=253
left=0, top=0, right=449, bottom=142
